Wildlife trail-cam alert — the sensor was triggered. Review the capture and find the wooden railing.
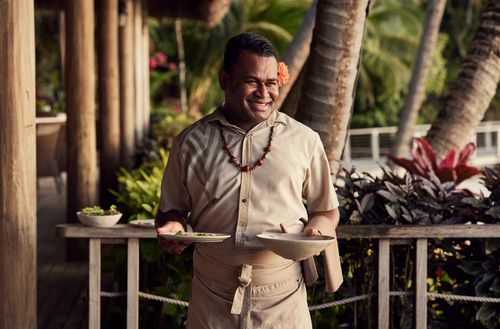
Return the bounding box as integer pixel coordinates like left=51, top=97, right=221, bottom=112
left=55, top=224, right=500, bottom=329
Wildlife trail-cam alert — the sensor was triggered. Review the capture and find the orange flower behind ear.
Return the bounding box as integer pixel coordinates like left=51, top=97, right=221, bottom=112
left=277, top=62, right=289, bottom=87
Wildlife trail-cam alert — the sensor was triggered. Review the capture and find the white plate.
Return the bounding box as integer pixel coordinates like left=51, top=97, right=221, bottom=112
left=129, top=219, right=155, bottom=228
left=257, top=232, right=335, bottom=261
left=159, top=232, right=231, bottom=243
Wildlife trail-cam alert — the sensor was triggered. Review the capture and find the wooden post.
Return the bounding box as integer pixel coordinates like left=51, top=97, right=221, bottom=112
left=415, top=238, right=428, bottom=328
left=119, top=0, right=135, bottom=167
left=142, top=0, right=150, bottom=137
left=127, top=239, right=140, bottom=329
left=97, top=0, right=121, bottom=206
left=89, top=239, right=101, bottom=329
left=0, top=0, right=37, bottom=327
left=65, top=0, right=98, bottom=260
left=378, top=239, right=390, bottom=329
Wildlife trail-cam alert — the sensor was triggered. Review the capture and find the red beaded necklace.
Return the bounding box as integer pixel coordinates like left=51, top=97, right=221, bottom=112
left=217, top=122, right=274, bottom=172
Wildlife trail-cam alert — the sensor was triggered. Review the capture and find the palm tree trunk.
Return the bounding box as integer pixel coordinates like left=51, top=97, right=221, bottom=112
left=276, top=0, right=317, bottom=110
left=175, top=19, right=188, bottom=113
left=425, top=0, right=500, bottom=159
left=391, top=0, right=446, bottom=158
left=294, top=0, right=370, bottom=175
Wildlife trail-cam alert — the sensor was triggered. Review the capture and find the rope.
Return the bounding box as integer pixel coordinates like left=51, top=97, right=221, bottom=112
left=100, top=290, right=500, bottom=311
left=428, top=293, right=500, bottom=303
left=100, top=291, right=189, bottom=307
left=308, top=294, right=373, bottom=311
left=138, top=292, right=189, bottom=307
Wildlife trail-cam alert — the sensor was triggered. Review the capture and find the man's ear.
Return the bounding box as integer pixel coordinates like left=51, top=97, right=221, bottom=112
left=219, top=70, right=228, bottom=90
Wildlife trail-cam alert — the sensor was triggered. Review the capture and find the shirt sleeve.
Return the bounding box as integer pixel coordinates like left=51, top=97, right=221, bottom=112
left=302, top=133, right=339, bottom=212
left=158, top=138, right=192, bottom=216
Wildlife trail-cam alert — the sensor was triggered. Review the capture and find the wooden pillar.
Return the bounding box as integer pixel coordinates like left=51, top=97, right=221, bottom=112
left=0, top=0, right=37, bottom=327
left=133, top=0, right=144, bottom=146
left=142, top=0, right=150, bottom=137
left=415, top=239, right=428, bottom=328
left=97, top=0, right=121, bottom=206
left=119, top=0, right=135, bottom=167
left=65, top=0, right=98, bottom=260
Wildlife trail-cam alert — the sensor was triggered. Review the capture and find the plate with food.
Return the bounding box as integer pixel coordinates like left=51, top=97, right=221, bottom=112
left=129, top=219, right=155, bottom=228
left=159, top=231, right=231, bottom=243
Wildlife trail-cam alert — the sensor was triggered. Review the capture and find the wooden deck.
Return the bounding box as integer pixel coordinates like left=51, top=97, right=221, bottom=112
left=37, top=174, right=89, bottom=329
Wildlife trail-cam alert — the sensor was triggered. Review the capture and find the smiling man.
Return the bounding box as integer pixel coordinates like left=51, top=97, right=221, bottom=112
left=155, top=33, right=342, bottom=328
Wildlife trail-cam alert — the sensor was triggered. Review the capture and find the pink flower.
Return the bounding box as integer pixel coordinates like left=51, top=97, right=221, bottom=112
left=168, top=62, right=177, bottom=71
left=149, top=58, right=158, bottom=70
left=155, top=52, right=167, bottom=64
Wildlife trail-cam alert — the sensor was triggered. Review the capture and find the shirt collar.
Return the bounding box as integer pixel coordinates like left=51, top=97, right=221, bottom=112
left=207, top=106, right=287, bottom=129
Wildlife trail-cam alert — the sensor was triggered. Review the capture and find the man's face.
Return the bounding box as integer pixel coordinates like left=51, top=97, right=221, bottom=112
left=219, top=50, right=279, bottom=131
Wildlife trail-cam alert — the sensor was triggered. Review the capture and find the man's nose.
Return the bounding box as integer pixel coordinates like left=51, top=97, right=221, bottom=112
left=254, top=82, right=269, bottom=98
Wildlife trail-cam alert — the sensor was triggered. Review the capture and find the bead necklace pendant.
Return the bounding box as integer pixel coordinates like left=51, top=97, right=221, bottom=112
left=218, top=122, right=274, bottom=173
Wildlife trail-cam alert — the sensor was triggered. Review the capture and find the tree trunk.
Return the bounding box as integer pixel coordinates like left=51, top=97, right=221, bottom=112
left=276, top=0, right=317, bottom=111
left=142, top=0, right=150, bottom=136
left=97, top=0, right=120, bottom=207
left=425, top=0, right=500, bottom=158
left=119, top=0, right=135, bottom=167
left=133, top=0, right=145, bottom=146
left=175, top=19, right=188, bottom=113
left=391, top=0, right=446, bottom=158
left=0, top=0, right=36, bottom=327
left=294, top=0, right=370, bottom=175
left=65, top=0, right=98, bottom=260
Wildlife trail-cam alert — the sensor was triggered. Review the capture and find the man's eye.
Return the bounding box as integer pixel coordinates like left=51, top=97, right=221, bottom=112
left=246, top=80, right=258, bottom=85
left=267, top=81, right=278, bottom=87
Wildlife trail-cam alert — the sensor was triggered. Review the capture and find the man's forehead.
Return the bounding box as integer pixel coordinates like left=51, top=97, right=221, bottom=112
left=231, top=51, right=277, bottom=74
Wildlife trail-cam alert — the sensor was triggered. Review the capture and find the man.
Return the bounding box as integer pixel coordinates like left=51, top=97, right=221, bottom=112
left=156, top=32, right=342, bottom=329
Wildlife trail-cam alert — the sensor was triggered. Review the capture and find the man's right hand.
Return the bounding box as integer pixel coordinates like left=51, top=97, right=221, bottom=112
left=156, top=221, right=191, bottom=255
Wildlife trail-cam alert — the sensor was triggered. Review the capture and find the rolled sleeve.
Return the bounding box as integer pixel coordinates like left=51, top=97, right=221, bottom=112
left=303, top=133, right=339, bottom=212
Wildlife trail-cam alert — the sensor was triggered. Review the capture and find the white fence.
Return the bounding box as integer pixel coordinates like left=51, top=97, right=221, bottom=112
left=343, top=121, right=500, bottom=171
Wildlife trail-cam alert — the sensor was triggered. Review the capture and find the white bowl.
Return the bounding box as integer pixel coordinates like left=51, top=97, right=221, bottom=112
left=77, top=211, right=122, bottom=227
left=257, top=232, right=335, bottom=261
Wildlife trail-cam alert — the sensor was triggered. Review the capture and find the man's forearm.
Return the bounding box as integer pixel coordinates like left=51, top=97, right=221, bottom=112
left=307, top=209, right=340, bottom=233
left=155, top=209, right=187, bottom=230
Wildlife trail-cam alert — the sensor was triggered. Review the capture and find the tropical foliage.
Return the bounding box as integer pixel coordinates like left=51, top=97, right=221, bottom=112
left=353, top=0, right=448, bottom=128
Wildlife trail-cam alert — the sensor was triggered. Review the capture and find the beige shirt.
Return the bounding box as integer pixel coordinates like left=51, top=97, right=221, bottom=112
left=159, top=107, right=339, bottom=253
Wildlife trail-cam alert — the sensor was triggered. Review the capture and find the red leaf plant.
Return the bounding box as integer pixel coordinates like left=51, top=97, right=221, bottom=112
left=388, top=137, right=480, bottom=184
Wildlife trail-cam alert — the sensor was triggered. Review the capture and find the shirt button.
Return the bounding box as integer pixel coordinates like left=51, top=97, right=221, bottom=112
left=241, top=198, right=247, bottom=203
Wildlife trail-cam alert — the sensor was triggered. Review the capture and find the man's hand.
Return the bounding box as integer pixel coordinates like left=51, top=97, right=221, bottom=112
left=156, top=221, right=191, bottom=255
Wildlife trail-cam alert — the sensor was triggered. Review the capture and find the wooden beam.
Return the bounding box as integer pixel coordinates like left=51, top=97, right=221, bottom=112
left=0, top=0, right=37, bottom=327
left=97, top=0, right=120, bottom=206
left=36, top=0, right=232, bottom=27
left=119, top=0, right=135, bottom=167
left=65, top=0, right=98, bottom=260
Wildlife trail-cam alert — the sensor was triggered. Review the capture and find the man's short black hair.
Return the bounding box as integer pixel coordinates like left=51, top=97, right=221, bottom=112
left=222, top=33, right=278, bottom=72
